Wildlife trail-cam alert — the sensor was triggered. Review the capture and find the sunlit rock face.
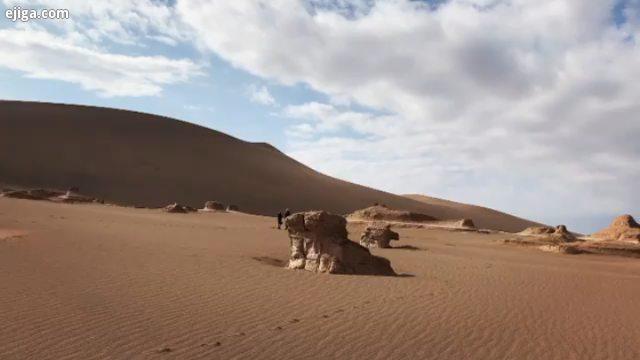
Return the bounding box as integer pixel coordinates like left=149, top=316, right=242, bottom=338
left=593, top=215, right=640, bottom=243
left=285, top=211, right=395, bottom=276
left=360, top=223, right=399, bottom=249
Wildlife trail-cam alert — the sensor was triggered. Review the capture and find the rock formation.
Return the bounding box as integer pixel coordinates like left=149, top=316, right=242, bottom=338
left=285, top=211, right=395, bottom=276
left=348, top=205, right=436, bottom=223
left=519, top=225, right=576, bottom=243
left=593, top=215, right=640, bottom=243
left=2, top=188, right=64, bottom=200
left=360, top=223, right=399, bottom=248
left=456, top=218, right=476, bottom=228
left=164, top=203, right=196, bottom=213
left=59, top=188, right=97, bottom=203
left=226, top=204, right=239, bottom=211
left=203, top=201, right=226, bottom=211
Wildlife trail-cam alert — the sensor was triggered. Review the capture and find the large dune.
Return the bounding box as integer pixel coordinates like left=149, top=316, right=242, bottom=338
left=0, top=100, right=537, bottom=232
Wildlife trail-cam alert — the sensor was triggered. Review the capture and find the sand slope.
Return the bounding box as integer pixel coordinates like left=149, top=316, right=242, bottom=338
left=0, top=100, right=537, bottom=232
left=404, top=194, right=541, bottom=232
left=1, top=198, right=639, bottom=359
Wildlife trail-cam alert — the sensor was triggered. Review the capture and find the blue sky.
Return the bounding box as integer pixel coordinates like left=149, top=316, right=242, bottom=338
left=1, top=0, right=639, bottom=233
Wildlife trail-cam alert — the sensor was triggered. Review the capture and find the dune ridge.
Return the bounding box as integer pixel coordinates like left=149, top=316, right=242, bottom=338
left=0, top=100, right=538, bottom=232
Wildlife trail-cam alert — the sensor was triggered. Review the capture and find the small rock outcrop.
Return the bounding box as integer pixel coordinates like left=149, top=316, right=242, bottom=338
left=593, top=215, right=640, bottom=243
left=456, top=218, right=476, bottom=228
left=226, top=204, right=239, bottom=211
left=164, top=203, right=196, bottom=213
left=59, top=188, right=97, bottom=203
left=203, top=201, right=226, bottom=211
left=360, top=223, right=399, bottom=248
left=285, top=211, right=395, bottom=276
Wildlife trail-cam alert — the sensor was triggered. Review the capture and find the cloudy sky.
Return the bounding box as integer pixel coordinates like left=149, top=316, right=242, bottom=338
left=1, top=0, right=638, bottom=232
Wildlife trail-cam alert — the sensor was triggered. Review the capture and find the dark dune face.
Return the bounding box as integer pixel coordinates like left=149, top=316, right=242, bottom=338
left=0, top=100, right=537, bottom=232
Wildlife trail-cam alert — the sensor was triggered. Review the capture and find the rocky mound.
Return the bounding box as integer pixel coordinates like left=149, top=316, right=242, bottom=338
left=517, top=225, right=576, bottom=243
left=2, top=188, right=64, bottom=200
left=360, top=223, right=399, bottom=248
left=226, top=204, right=239, bottom=211
left=203, top=201, right=226, bottom=211
left=347, top=205, right=436, bottom=223
left=285, top=211, right=395, bottom=275
left=593, top=215, right=640, bottom=243
left=2, top=188, right=100, bottom=203
left=164, top=203, right=196, bottom=213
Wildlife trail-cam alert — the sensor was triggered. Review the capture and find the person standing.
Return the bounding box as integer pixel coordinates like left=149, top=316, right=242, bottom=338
left=277, top=212, right=283, bottom=229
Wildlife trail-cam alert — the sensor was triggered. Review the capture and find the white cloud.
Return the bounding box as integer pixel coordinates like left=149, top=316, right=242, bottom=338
left=176, top=0, right=640, bottom=228
left=246, top=84, right=278, bottom=106
left=2, top=0, right=190, bottom=46
left=0, top=27, right=201, bottom=97
left=1, top=0, right=638, bottom=229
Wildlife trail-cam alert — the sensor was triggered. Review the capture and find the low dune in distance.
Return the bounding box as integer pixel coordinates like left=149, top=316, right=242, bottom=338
left=404, top=194, right=541, bottom=232
left=0, top=100, right=540, bottom=232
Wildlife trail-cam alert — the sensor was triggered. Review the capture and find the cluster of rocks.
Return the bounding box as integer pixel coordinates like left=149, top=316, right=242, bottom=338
left=164, top=203, right=197, bottom=213
left=285, top=211, right=396, bottom=276
left=360, top=223, right=399, bottom=248
left=506, top=217, right=640, bottom=258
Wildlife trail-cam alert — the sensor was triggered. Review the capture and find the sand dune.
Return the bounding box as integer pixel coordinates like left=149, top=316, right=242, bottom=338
left=0, top=100, right=538, bottom=232
left=404, top=194, right=541, bottom=232
left=2, top=197, right=640, bottom=359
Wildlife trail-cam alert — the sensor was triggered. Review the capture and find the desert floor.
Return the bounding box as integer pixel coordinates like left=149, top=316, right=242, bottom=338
left=1, top=197, right=639, bottom=360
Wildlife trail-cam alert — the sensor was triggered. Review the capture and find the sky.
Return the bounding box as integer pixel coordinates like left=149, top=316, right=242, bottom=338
left=0, top=0, right=638, bottom=233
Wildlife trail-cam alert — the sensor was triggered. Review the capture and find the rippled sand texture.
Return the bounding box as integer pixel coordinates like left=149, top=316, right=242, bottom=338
left=1, top=197, right=639, bottom=359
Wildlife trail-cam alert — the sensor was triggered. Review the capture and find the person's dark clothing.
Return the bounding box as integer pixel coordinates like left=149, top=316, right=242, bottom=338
left=277, top=212, right=283, bottom=229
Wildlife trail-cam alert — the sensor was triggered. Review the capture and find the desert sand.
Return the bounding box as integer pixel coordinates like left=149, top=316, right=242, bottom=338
left=2, top=197, right=640, bottom=359
left=0, top=100, right=537, bottom=232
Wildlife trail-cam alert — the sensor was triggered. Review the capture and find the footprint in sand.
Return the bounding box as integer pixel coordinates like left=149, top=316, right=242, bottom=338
left=273, top=326, right=283, bottom=331
left=322, top=314, right=330, bottom=318
left=156, top=347, right=172, bottom=354
left=289, top=318, right=300, bottom=323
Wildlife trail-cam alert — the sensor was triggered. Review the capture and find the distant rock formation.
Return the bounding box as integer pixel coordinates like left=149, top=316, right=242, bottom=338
left=59, top=188, right=97, bottom=203
left=456, top=218, right=476, bottom=228
left=1, top=187, right=103, bottom=204
left=593, top=215, right=640, bottom=243
left=285, top=211, right=396, bottom=275
left=203, top=201, right=226, bottom=211
left=164, top=203, right=196, bottom=213
left=348, top=205, right=436, bottom=223
left=2, top=188, right=64, bottom=200
left=519, top=225, right=576, bottom=243
left=226, top=204, right=239, bottom=211
left=360, top=223, right=399, bottom=248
